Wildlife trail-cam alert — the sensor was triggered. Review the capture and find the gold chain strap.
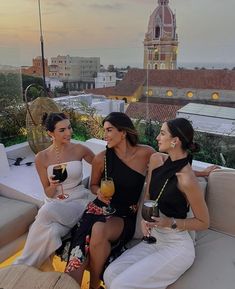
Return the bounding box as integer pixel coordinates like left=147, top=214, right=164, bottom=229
left=154, top=178, right=169, bottom=206
left=104, top=154, right=107, bottom=180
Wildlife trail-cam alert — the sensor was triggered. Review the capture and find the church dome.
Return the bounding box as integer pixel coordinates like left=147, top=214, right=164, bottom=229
left=146, top=0, right=177, bottom=41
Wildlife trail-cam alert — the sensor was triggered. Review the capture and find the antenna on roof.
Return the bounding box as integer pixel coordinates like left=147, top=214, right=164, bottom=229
left=38, top=0, right=47, bottom=92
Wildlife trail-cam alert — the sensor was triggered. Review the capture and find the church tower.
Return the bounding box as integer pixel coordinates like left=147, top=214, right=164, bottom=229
left=143, top=0, right=178, bottom=70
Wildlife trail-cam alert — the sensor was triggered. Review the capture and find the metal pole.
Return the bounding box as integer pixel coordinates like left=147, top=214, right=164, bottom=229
left=146, top=48, right=149, bottom=121
left=38, top=0, right=47, bottom=91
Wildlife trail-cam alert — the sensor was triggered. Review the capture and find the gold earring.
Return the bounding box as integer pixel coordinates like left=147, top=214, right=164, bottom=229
left=170, top=142, right=176, bottom=148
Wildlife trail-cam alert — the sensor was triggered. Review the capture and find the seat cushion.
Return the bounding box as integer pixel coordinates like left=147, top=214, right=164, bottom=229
left=206, top=169, right=235, bottom=236
left=0, top=196, right=38, bottom=248
left=168, top=230, right=235, bottom=289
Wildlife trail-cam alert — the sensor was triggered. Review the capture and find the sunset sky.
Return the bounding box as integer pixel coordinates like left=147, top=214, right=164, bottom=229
left=1, top=0, right=235, bottom=68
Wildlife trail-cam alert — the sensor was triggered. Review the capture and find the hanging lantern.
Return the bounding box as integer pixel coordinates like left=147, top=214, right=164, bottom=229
left=25, top=85, right=60, bottom=154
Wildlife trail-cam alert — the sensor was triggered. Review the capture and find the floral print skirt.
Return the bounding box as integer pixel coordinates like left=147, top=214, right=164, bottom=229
left=56, top=198, right=137, bottom=274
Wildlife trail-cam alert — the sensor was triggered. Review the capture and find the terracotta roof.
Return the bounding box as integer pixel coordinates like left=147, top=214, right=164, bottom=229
left=144, top=68, right=235, bottom=90
left=126, top=102, right=182, bottom=122
left=85, top=68, right=235, bottom=98
left=113, top=68, right=145, bottom=95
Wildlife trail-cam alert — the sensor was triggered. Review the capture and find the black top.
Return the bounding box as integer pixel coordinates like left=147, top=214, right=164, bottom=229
left=103, top=147, right=145, bottom=217
left=149, top=155, right=191, bottom=219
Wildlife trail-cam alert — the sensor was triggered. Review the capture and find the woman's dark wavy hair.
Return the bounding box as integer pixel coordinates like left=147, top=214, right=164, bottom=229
left=167, top=118, right=200, bottom=153
left=42, top=112, right=68, bottom=132
left=102, top=112, right=139, bottom=146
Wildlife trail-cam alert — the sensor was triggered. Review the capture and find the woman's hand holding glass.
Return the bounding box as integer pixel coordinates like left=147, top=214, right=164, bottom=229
left=141, top=200, right=160, bottom=244
left=97, top=188, right=110, bottom=205
left=100, top=177, right=116, bottom=215
left=49, top=175, right=59, bottom=187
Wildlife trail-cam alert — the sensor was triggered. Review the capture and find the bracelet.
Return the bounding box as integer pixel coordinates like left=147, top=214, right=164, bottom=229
left=183, top=219, right=186, bottom=231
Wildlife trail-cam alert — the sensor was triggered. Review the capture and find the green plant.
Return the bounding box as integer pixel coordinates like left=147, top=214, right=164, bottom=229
left=134, top=119, right=160, bottom=149
left=61, top=103, right=104, bottom=140
left=0, top=103, right=27, bottom=147
left=135, top=118, right=235, bottom=169
left=0, top=72, right=22, bottom=111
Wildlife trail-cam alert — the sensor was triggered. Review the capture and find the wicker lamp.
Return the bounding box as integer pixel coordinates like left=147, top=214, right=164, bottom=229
left=25, top=85, right=60, bottom=154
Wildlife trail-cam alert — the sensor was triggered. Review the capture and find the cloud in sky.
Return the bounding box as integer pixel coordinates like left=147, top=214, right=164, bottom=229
left=88, top=3, right=123, bottom=10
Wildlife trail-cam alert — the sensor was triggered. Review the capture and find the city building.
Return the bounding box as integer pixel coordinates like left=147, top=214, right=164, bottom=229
left=177, top=103, right=235, bottom=137
left=21, top=56, right=49, bottom=77
left=50, top=55, right=100, bottom=91
left=54, top=94, right=125, bottom=117
left=143, top=0, right=178, bottom=70
left=47, top=78, right=63, bottom=91
left=95, top=72, right=116, bottom=88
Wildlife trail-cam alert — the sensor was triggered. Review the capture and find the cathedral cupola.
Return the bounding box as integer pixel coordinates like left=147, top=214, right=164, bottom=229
left=143, top=0, right=178, bottom=70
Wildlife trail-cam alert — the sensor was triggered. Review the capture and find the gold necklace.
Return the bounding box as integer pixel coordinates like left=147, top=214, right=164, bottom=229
left=54, top=144, right=62, bottom=164
left=116, top=147, right=137, bottom=160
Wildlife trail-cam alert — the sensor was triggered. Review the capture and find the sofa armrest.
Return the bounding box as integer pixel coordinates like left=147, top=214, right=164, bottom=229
left=206, top=169, right=235, bottom=236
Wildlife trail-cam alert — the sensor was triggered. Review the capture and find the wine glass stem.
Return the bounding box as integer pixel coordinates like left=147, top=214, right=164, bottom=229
left=60, top=184, right=64, bottom=196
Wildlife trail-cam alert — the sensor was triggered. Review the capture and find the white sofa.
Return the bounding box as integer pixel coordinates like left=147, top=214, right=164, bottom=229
left=1, top=139, right=234, bottom=289
left=0, top=193, right=38, bottom=263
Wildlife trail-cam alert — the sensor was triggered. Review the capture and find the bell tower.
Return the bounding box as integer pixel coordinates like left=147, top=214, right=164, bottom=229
left=143, top=0, right=178, bottom=70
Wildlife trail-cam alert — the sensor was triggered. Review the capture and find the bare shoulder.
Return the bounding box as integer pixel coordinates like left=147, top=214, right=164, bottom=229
left=35, top=148, right=48, bottom=167
left=72, top=142, right=90, bottom=153
left=71, top=142, right=94, bottom=164
left=149, top=152, right=167, bottom=167
left=176, top=165, right=200, bottom=192
left=92, top=150, right=106, bottom=164
left=136, top=144, right=156, bottom=156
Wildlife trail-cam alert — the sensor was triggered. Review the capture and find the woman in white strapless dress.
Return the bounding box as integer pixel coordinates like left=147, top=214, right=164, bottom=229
left=14, top=113, right=95, bottom=269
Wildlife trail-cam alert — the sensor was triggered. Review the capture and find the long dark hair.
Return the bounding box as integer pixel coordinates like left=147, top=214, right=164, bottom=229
left=102, top=112, right=139, bottom=146
left=167, top=118, right=200, bottom=153
left=42, top=112, right=68, bottom=132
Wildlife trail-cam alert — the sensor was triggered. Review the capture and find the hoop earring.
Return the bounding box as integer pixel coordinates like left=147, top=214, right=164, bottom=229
left=170, top=142, right=176, bottom=148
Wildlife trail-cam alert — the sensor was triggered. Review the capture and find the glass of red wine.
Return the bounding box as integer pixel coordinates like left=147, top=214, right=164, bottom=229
left=141, top=200, right=159, bottom=244
left=52, top=164, right=69, bottom=200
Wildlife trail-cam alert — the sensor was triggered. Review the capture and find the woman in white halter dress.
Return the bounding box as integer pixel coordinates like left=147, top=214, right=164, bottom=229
left=14, top=113, right=95, bottom=269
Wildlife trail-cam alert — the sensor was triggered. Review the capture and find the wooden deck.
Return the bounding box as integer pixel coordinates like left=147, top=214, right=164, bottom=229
left=0, top=251, right=90, bottom=289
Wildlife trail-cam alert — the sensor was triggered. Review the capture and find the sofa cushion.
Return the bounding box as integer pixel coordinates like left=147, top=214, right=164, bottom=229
left=206, top=169, right=235, bottom=236
left=0, top=196, right=38, bottom=248
left=168, top=230, right=235, bottom=289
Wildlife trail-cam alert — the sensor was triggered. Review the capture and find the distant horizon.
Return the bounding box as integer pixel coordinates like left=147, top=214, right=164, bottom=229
left=1, top=61, right=235, bottom=71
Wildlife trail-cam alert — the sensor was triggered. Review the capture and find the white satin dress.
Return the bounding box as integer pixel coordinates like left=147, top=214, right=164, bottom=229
left=14, top=161, right=94, bottom=269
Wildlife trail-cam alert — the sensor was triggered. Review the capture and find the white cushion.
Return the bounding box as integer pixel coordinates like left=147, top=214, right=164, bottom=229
left=206, top=169, right=235, bottom=236
left=168, top=230, right=235, bottom=289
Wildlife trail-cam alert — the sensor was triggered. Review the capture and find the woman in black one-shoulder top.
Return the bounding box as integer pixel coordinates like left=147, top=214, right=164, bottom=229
left=60, top=112, right=154, bottom=288
left=104, top=118, right=210, bottom=289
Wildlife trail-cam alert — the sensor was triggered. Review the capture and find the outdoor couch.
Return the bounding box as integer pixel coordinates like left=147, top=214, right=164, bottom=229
left=0, top=192, right=39, bottom=263
left=1, top=169, right=235, bottom=289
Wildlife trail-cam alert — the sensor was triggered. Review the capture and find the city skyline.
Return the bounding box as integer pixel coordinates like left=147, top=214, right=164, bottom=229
left=1, top=0, right=235, bottom=68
